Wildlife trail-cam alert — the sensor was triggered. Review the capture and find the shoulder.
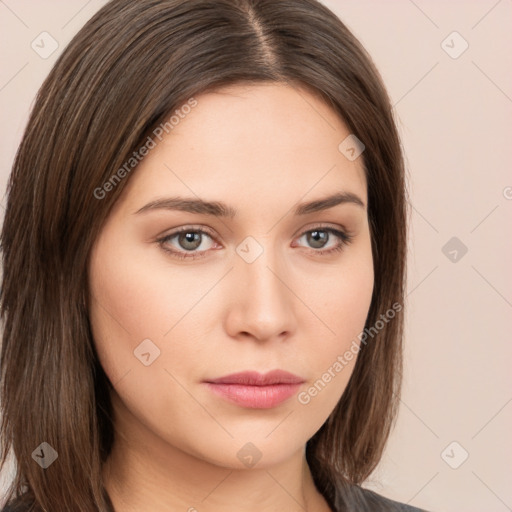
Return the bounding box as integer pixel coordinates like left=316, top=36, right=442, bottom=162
left=1, top=504, right=30, bottom=512
left=333, top=483, right=431, bottom=511
left=1, top=496, right=33, bottom=512
left=359, top=486, right=429, bottom=511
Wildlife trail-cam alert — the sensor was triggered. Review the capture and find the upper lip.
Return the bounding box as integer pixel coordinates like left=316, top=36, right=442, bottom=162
left=205, top=370, right=304, bottom=386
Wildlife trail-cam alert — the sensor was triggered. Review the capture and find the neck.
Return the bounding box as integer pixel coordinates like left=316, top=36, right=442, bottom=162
left=102, top=394, right=332, bottom=512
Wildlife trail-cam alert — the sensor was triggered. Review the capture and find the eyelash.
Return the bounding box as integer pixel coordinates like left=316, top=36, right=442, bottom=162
left=157, top=225, right=354, bottom=261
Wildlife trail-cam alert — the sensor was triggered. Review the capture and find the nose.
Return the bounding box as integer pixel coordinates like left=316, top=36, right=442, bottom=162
left=223, top=239, right=297, bottom=343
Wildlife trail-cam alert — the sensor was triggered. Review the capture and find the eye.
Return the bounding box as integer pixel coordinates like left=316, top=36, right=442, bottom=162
left=157, top=225, right=354, bottom=261
left=294, top=226, right=354, bottom=256
left=157, top=227, right=217, bottom=260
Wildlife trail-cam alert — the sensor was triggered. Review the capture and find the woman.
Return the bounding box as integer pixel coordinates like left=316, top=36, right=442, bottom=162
left=0, top=0, right=426, bottom=510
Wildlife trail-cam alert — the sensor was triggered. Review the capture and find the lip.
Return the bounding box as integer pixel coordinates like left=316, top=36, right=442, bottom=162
left=203, top=370, right=304, bottom=409
left=206, top=370, right=304, bottom=386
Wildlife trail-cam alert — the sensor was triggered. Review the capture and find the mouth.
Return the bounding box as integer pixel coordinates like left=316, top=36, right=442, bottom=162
left=203, top=370, right=305, bottom=409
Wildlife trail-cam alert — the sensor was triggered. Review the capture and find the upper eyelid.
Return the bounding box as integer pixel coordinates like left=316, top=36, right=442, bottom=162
left=162, top=222, right=349, bottom=236
left=293, top=222, right=350, bottom=238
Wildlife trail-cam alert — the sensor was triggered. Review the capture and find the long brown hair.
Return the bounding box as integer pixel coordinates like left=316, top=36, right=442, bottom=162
left=0, top=0, right=407, bottom=510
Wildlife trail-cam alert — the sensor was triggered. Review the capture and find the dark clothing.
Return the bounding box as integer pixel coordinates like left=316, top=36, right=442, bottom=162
left=332, top=484, right=428, bottom=511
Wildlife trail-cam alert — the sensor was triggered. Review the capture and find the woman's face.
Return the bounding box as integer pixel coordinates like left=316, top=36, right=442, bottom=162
left=88, top=83, right=374, bottom=470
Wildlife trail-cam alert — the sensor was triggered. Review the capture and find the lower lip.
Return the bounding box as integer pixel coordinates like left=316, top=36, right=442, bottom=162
left=204, top=382, right=302, bottom=409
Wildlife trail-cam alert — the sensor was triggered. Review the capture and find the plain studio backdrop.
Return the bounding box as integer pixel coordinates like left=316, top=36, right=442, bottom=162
left=0, top=1, right=511, bottom=511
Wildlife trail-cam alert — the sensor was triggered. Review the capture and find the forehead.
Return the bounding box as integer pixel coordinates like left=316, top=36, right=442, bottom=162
left=117, top=83, right=367, bottom=215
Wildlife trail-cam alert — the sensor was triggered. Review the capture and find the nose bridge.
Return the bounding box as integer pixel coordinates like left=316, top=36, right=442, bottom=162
left=229, top=234, right=296, bottom=340
left=238, top=234, right=287, bottom=303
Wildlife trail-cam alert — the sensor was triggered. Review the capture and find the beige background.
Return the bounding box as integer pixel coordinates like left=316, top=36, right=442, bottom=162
left=1, top=1, right=511, bottom=511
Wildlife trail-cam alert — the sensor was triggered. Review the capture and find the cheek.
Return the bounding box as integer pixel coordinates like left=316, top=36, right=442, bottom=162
left=312, top=265, right=373, bottom=339
left=87, top=227, right=172, bottom=384
left=293, top=239, right=374, bottom=414
left=88, top=228, right=224, bottom=405
left=87, top=236, right=207, bottom=448
left=302, top=234, right=374, bottom=348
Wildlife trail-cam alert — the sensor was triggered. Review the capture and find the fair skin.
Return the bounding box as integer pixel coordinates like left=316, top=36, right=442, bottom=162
left=88, top=83, right=374, bottom=512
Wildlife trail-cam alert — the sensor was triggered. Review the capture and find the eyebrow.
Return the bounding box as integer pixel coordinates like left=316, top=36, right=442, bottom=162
left=134, top=191, right=365, bottom=218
